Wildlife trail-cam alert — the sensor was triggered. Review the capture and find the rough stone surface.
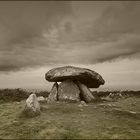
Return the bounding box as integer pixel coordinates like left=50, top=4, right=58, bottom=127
left=58, top=79, right=80, bottom=102
left=45, top=66, right=105, bottom=88
left=24, top=94, right=40, bottom=116
left=47, top=82, right=58, bottom=103
left=78, top=104, right=83, bottom=107
left=37, top=96, right=46, bottom=103
left=109, top=92, right=122, bottom=99
left=78, top=101, right=88, bottom=107
left=81, top=100, right=88, bottom=106
left=77, top=81, right=95, bottom=103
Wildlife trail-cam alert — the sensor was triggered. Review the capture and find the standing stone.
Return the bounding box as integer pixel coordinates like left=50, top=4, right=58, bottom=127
left=24, top=94, right=40, bottom=117
left=58, top=79, right=80, bottom=102
left=76, top=81, right=95, bottom=103
left=47, top=82, right=58, bottom=103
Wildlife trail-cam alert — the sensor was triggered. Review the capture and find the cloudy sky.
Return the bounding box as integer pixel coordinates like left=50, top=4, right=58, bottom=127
left=0, top=1, right=140, bottom=91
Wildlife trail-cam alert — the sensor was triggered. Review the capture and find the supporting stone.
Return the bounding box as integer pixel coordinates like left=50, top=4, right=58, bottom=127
left=76, top=81, right=95, bottom=103
left=58, top=79, right=80, bottom=102
left=47, top=82, right=58, bottom=103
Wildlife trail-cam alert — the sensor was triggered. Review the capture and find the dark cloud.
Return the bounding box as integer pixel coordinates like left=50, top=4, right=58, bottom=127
left=0, top=1, right=72, bottom=46
left=0, top=1, right=73, bottom=71
left=91, top=2, right=140, bottom=41
left=0, top=1, right=140, bottom=72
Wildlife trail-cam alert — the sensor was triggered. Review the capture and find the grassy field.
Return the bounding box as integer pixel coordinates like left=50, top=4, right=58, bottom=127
left=0, top=96, right=140, bottom=139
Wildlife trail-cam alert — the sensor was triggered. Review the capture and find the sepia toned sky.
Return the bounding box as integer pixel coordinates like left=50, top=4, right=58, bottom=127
left=0, top=1, right=140, bottom=91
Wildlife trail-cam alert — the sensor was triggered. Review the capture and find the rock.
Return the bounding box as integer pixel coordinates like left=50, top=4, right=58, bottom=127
left=78, top=104, right=83, bottom=107
left=24, top=94, right=40, bottom=117
left=101, top=96, right=113, bottom=102
left=37, top=96, right=46, bottom=103
left=58, top=79, right=80, bottom=102
left=80, top=101, right=88, bottom=106
left=109, top=92, right=122, bottom=100
left=76, top=81, right=95, bottom=103
left=78, top=101, right=88, bottom=107
left=45, top=66, right=105, bottom=88
left=47, top=82, right=58, bottom=103
left=108, top=93, right=113, bottom=98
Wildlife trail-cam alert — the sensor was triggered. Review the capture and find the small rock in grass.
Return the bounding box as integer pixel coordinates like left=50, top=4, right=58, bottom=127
left=81, top=100, right=88, bottom=106
left=37, top=96, right=46, bottom=103
left=101, top=96, right=112, bottom=102
left=78, top=104, right=83, bottom=107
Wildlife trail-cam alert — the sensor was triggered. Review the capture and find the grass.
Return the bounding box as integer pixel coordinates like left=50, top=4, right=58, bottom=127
left=0, top=97, right=140, bottom=139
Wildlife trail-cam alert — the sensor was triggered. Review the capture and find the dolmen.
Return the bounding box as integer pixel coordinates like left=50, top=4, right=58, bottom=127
left=45, top=66, right=105, bottom=103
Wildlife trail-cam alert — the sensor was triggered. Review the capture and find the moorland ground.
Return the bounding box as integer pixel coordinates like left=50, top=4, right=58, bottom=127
left=0, top=90, right=140, bottom=139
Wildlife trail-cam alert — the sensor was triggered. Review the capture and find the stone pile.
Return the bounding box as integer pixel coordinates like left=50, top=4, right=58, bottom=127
left=45, top=66, right=105, bottom=103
